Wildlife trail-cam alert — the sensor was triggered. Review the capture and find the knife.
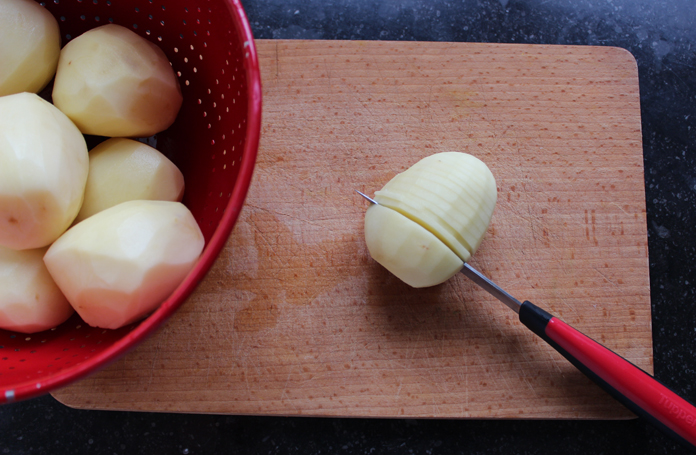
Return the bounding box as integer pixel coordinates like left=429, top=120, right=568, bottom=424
left=461, top=262, right=696, bottom=450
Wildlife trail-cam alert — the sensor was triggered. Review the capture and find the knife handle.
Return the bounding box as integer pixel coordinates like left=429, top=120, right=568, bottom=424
left=519, top=300, right=696, bottom=449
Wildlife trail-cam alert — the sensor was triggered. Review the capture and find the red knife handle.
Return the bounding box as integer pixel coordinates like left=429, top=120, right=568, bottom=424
left=519, top=300, right=696, bottom=449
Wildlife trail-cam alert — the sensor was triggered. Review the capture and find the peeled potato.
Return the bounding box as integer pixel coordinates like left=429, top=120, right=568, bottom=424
left=364, top=152, right=497, bottom=287
left=0, top=0, right=61, bottom=96
left=44, top=200, right=204, bottom=329
left=375, top=152, right=497, bottom=262
left=0, top=92, right=89, bottom=250
left=75, top=138, right=185, bottom=223
left=52, top=24, right=183, bottom=137
left=0, top=246, right=73, bottom=334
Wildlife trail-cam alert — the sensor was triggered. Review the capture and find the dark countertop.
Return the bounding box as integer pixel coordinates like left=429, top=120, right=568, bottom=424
left=2, top=0, right=696, bottom=453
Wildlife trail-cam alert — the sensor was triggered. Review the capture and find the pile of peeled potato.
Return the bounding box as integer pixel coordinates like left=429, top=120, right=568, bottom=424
left=0, top=0, right=204, bottom=332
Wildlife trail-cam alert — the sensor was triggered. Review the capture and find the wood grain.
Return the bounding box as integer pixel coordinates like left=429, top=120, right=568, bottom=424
left=52, top=40, right=650, bottom=419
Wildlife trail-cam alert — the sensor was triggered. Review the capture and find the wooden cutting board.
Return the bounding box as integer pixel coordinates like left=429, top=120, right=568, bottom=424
left=53, top=40, right=651, bottom=419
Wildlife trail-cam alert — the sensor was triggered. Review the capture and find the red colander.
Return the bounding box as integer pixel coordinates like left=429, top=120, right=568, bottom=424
left=0, top=0, right=262, bottom=403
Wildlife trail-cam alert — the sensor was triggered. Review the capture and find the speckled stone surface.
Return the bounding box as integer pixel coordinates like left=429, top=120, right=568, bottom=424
left=2, top=1, right=696, bottom=453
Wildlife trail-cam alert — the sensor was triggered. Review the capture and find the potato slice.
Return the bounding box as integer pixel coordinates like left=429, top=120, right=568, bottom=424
left=0, top=246, right=73, bottom=334
left=75, top=138, right=185, bottom=223
left=52, top=24, right=183, bottom=137
left=44, top=200, right=204, bottom=329
left=365, top=152, right=497, bottom=287
left=365, top=204, right=463, bottom=288
left=0, top=92, right=89, bottom=250
left=0, top=0, right=61, bottom=96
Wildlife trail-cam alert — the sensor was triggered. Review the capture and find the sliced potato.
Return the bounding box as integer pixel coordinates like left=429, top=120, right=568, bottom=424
left=374, top=152, right=497, bottom=262
left=0, top=246, right=73, bottom=333
left=0, top=0, right=61, bottom=96
left=365, top=204, right=463, bottom=288
left=365, top=152, right=497, bottom=288
left=52, top=24, right=183, bottom=137
left=44, top=200, right=204, bottom=330
left=75, top=138, right=185, bottom=223
left=0, top=92, right=89, bottom=250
